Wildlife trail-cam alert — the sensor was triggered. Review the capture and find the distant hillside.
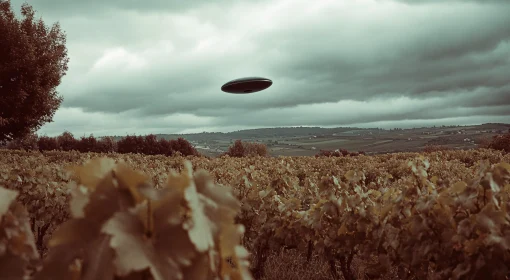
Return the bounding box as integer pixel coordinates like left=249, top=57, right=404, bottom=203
left=107, top=123, right=510, bottom=142
left=108, top=126, right=379, bottom=142
left=97, top=123, right=510, bottom=157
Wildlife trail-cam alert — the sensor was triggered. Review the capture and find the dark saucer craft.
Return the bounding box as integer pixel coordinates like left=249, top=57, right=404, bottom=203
left=221, top=77, right=273, bottom=94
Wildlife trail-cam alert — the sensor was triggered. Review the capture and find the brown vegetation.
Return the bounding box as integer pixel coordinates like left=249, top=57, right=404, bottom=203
left=315, top=149, right=365, bottom=157
left=0, top=1, right=69, bottom=142
left=487, top=131, right=510, bottom=153
left=0, top=156, right=250, bottom=279
left=223, top=139, right=269, bottom=157
left=422, top=144, right=451, bottom=153
left=3, top=131, right=200, bottom=156
left=3, top=149, right=509, bottom=279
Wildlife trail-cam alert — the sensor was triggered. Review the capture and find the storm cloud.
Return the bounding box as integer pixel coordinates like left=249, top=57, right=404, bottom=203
left=9, top=0, right=510, bottom=136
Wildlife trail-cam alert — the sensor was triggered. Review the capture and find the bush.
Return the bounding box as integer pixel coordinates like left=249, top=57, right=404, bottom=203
left=77, top=134, right=98, bottom=153
left=56, top=131, right=78, bottom=151
left=477, top=135, right=492, bottom=149
left=37, top=135, right=59, bottom=151
left=487, top=132, right=510, bottom=153
left=170, top=137, right=199, bottom=156
left=6, top=132, right=38, bottom=150
left=95, top=136, right=117, bottom=153
left=224, top=140, right=268, bottom=157
left=157, top=138, right=174, bottom=156
left=117, top=135, right=144, bottom=154
left=142, top=134, right=160, bottom=155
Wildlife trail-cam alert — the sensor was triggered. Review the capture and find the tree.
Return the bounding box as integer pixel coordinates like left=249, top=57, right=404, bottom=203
left=225, top=140, right=245, bottom=157
left=95, top=136, right=116, bottom=153
left=6, top=131, right=38, bottom=150
left=170, top=137, right=198, bottom=156
left=56, top=131, right=77, bottom=151
left=77, top=134, right=97, bottom=153
left=37, top=134, right=58, bottom=151
left=0, top=1, right=69, bottom=143
left=143, top=134, right=160, bottom=155
left=488, top=132, right=510, bottom=153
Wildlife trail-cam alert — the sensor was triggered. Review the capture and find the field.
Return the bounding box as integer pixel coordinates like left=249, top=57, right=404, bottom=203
left=186, top=124, right=509, bottom=157
left=1, top=148, right=510, bottom=279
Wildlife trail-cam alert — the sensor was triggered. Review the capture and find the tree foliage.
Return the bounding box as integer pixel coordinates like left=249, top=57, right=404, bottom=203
left=0, top=0, right=69, bottom=143
left=224, top=140, right=268, bottom=157
left=5, top=131, right=38, bottom=150
left=487, top=131, right=510, bottom=153
left=3, top=132, right=201, bottom=157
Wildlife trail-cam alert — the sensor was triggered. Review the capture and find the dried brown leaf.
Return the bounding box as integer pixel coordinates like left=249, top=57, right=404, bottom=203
left=101, top=212, right=180, bottom=280
left=0, top=187, right=18, bottom=219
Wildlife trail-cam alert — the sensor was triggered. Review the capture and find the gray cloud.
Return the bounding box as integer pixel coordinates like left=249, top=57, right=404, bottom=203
left=394, top=0, right=509, bottom=4
left=16, top=0, right=264, bottom=18
left=7, top=0, right=510, bottom=136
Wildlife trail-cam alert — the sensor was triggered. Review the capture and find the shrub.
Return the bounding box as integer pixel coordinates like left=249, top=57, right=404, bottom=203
left=95, top=136, right=117, bottom=153
left=477, top=136, right=492, bottom=149
left=37, top=135, right=59, bottom=151
left=170, top=137, right=199, bottom=156
left=142, top=134, right=160, bottom=155
left=6, top=132, right=38, bottom=150
left=157, top=138, right=174, bottom=156
left=225, top=139, right=245, bottom=157
left=56, top=131, right=78, bottom=151
left=487, top=132, right=510, bottom=153
left=77, top=134, right=97, bottom=153
left=117, top=135, right=144, bottom=154
left=225, top=140, right=268, bottom=157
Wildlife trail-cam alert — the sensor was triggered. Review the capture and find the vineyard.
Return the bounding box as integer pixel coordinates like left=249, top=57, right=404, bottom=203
left=1, top=148, right=510, bottom=279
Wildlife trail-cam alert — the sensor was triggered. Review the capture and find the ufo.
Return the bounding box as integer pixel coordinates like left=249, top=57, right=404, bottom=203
left=221, top=77, right=273, bottom=94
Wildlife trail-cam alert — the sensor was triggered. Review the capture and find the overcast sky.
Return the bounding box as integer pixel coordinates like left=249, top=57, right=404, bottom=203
left=10, top=0, right=510, bottom=136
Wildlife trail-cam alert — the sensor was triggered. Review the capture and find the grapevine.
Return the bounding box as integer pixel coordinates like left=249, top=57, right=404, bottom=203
left=1, top=149, right=510, bottom=279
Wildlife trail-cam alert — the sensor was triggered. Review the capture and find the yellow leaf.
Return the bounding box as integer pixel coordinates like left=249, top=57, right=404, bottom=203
left=114, top=163, right=149, bottom=204
left=344, top=170, right=355, bottom=181
left=497, top=162, right=510, bottom=172
left=450, top=181, right=467, bottom=194
left=0, top=187, right=18, bottom=219
left=430, top=176, right=438, bottom=184
left=66, top=157, right=116, bottom=191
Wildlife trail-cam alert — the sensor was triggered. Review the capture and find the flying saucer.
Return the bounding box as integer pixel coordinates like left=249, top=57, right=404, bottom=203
left=221, top=77, right=273, bottom=94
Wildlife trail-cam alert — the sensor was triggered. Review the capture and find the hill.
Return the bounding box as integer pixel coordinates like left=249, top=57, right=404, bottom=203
left=107, top=123, right=510, bottom=157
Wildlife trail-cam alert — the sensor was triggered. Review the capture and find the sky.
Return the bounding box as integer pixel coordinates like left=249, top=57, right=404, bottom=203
left=8, top=0, right=510, bottom=137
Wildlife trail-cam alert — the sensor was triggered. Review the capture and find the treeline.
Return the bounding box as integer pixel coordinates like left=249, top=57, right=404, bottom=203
left=2, top=131, right=271, bottom=158
left=6, top=130, right=508, bottom=158
left=3, top=131, right=200, bottom=156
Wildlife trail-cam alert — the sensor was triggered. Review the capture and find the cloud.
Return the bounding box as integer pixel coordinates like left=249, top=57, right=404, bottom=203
left=394, top=0, right=509, bottom=4
left=6, top=0, right=510, bottom=136
left=17, top=0, right=265, bottom=18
